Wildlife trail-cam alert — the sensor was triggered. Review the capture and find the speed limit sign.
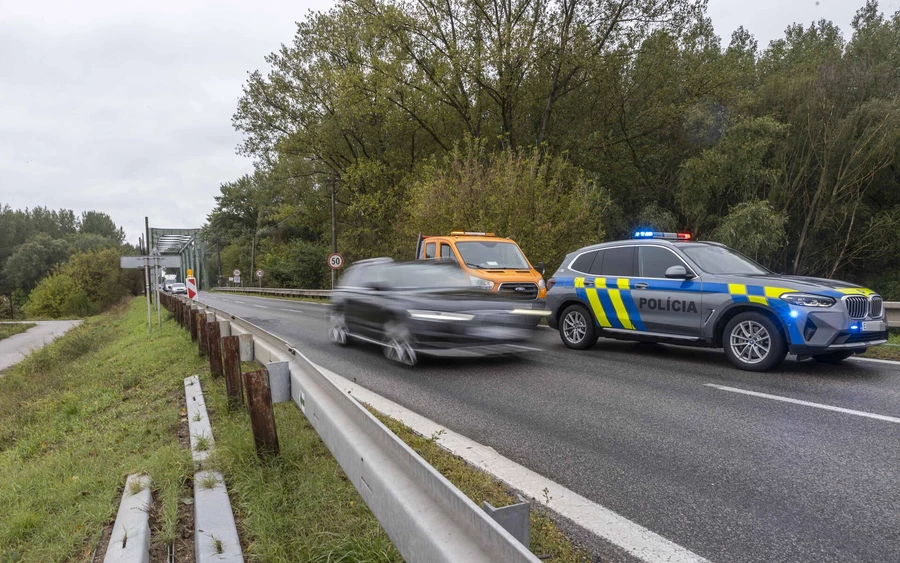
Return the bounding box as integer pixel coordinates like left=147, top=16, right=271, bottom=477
left=233, top=268, right=241, bottom=277
left=256, top=269, right=264, bottom=278
left=328, top=253, right=344, bottom=270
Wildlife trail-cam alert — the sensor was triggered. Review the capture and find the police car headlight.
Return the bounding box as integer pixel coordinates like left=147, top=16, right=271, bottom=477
left=469, top=276, right=494, bottom=290
left=780, top=293, right=836, bottom=307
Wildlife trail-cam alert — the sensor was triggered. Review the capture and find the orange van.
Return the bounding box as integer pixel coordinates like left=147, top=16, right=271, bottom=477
left=415, top=232, right=547, bottom=300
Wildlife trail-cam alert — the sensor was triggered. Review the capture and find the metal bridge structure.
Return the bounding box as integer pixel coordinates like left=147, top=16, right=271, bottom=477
left=148, top=226, right=208, bottom=289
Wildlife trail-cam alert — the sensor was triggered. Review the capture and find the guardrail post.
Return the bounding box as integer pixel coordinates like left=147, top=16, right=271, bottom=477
left=198, top=312, right=212, bottom=357
left=238, top=333, right=254, bottom=362
left=244, top=368, right=279, bottom=458
left=189, top=307, right=199, bottom=341
left=222, top=335, right=243, bottom=407
left=207, top=320, right=223, bottom=378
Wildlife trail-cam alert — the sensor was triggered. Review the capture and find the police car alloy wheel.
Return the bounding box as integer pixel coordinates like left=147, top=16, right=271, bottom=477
left=384, top=322, right=417, bottom=366
left=559, top=304, right=597, bottom=350
left=723, top=312, right=787, bottom=372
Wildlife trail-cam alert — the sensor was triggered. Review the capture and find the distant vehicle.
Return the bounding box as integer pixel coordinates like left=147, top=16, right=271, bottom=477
left=329, top=259, right=548, bottom=366
left=546, top=232, right=888, bottom=371
left=416, top=231, right=547, bottom=301
left=170, top=283, right=187, bottom=295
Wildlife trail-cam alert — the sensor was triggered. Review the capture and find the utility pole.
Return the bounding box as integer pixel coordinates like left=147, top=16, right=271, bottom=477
left=144, top=217, right=152, bottom=305
left=331, top=181, right=337, bottom=289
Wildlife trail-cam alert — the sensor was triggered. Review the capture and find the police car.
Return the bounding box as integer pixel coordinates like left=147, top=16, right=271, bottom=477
left=545, top=232, right=888, bottom=371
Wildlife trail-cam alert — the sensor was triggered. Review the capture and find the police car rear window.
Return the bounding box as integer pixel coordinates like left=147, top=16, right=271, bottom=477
left=570, top=250, right=597, bottom=273
left=599, top=247, right=635, bottom=277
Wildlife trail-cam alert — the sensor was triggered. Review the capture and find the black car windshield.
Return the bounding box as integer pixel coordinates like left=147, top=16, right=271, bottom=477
left=384, top=264, right=470, bottom=289
left=680, top=244, right=770, bottom=275
left=455, top=241, right=529, bottom=269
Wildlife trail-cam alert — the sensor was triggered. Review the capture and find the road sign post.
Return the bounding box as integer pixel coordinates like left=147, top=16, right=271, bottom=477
left=233, top=269, right=241, bottom=288
left=256, top=269, right=264, bottom=287
left=121, top=254, right=183, bottom=332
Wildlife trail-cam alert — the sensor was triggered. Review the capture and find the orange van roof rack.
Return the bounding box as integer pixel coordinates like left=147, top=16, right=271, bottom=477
left=450, top=231, right=496, bottom=237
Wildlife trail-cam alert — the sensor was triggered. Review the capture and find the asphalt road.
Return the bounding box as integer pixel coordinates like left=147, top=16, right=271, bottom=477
left=198, top=291, right=900, bottom=563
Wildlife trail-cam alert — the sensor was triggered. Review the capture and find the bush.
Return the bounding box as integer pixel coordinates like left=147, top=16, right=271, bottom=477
left=23, top=274, right=91, bottom=318
left=62, top=248, right=132, bottom=310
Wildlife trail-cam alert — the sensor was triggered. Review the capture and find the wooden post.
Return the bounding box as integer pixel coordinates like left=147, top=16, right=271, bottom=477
left=189, top=308, right=199, bottom=341
left=198, top=312, right=208, bottom=357
left=207, top=321, right=223, bottom=378
left=244, top=368, right=279, bottom=457
left=222, top=335, right=243, bottom=407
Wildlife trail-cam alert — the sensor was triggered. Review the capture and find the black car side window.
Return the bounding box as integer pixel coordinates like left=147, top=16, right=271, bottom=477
left=570, top=250, right=598, bottom=273
left=588, top=250, right=605, bottom=275
left=599, top=247, right=635, bottom=277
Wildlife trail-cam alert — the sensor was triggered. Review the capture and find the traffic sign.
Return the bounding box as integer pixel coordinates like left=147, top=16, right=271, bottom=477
left=186, top=277, right=197, bottom=299
left=328, top=253, right=344, bottom=270
left=256, top=269, right=264, bottom=278
left=233, top=268, right=241, bottom=277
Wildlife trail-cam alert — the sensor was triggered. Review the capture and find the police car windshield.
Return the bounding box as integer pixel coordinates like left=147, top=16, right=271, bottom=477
left=679, top=244, right=770, bottom=275
left=456, top=242, right=529, bottom=269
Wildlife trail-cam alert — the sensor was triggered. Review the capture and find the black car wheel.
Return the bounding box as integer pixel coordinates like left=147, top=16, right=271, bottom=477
left=330, top=312, right=349, bottom=346
left=559, top=304, right=597, bottom=350
left=723, top=312, right=787, bottom=372
left=812, top=350, right=855, bottom=364
left=383, top=322, right=417, bottom=366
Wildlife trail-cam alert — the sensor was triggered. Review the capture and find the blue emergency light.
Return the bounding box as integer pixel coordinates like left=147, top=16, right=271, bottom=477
left=633, top=231, right=692, bottom=240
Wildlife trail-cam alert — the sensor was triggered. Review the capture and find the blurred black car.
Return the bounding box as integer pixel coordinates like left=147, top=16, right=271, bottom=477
left=329, top=258, right=549, bottom=366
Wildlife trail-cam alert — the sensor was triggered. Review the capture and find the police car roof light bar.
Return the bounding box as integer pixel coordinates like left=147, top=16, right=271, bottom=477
left=632, top=231, right=692, bottom=240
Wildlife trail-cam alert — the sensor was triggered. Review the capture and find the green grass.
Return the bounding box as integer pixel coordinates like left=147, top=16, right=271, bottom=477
left=198, top=369, right=401, bottom=562
left=372, top=412, right=591, bottom=562
left=0, top=323, right=34, bottom=341
left=862, top=329, right=900, bottom=361
left=0, top=299, right=207, bottom=561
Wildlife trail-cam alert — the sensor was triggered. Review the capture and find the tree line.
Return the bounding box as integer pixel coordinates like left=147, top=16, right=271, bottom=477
left=0, top=206, right=141, bottom=318
left=205, top=0, right=900, bottom=297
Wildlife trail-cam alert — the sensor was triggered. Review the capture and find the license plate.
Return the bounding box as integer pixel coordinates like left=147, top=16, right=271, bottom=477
left=861, top=321, right=886, bottom=333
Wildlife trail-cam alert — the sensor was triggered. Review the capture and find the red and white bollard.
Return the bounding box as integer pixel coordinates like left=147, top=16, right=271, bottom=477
left=186, top=276, right=197, bottom=299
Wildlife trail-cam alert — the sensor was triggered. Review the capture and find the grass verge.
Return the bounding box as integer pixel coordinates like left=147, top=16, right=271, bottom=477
left=0, top=322, right=35, bottom=341
left=199, top=369, right=400, bottom=562
left=0, top=298, right=206, bottom=561
left=862, top=329, right=900, bottom=361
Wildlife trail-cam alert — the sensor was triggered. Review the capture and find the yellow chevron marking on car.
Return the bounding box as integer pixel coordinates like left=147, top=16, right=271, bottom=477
left=586, top=288, right=612, bottom=327
left=728, top=283, right=747, bottom=295
left=617, top=278, right=630, bottom=290
left=748, top=296, right=768, bottom=305
left=575, top=277, right=585, bottom=288
left=836, top=287, right=876, bottom=296
left=764, top=287, right=796, bottom=299
left=607, top=288, right=635, bottom=330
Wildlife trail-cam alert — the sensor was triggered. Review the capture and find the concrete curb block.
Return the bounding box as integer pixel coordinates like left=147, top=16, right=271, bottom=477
left=185, top=375, right=214, bottom=465
left=103, top=474, right=152, bottom=563
left=194, top=470, right=244, bottom=563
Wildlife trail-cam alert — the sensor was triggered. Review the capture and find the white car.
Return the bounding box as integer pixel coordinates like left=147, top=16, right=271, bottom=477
left=170, top=283, right=187, bottom=295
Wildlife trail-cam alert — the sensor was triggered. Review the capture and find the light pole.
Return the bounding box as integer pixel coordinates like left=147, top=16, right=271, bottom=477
left=331, top=181, right=337, bottom=289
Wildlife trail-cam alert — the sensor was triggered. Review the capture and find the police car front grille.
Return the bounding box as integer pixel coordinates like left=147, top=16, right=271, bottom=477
left=498, top=282, right=538, bottom=300
left=870, top=296, right=883, bottom=318
left=845, top=296, right=868, bottom=319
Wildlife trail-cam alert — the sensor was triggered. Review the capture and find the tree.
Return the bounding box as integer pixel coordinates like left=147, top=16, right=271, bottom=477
left=2, top=234, right=71, bottom=293
left=62, top=249, right=133, bottom=310
left=23, top=274, right=93, bottom=318
left=79, top=211, right=125, bottom=244
left=712, top=201, right=788, bottom=265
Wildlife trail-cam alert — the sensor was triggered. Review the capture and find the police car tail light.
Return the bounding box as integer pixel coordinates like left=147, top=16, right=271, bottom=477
left=632, top=231, right=692, bottom=240
left=780, top=293, right=836, bottom=308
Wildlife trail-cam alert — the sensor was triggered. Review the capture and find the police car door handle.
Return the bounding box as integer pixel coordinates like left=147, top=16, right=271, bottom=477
left=634, top=283, right=649, bottom=290
left=583, top=280, right=594, bottom=286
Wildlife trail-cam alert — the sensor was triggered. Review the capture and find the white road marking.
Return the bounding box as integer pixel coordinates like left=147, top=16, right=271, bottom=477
left=234, top=300, right=246, bottom=304
left=313, top=362, right=710, bottom=563
left=705, top=384, right=900, bottom=424
left=849, top=356, right=900, bottom=367
left=278, top=308, right=298, bottom=313
left=254, top=305, right=269, bottom=309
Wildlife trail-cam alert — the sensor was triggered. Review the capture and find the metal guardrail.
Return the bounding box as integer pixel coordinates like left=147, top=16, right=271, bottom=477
left=886, top=301, right=899, bottom=328
left=174, top=295, right=540, bottom=563
left=214, top=287, right=331, bottom=298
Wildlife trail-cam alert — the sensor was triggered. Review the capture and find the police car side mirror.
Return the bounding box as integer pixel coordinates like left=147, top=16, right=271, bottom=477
left=665, top=265, right=694, bottom=279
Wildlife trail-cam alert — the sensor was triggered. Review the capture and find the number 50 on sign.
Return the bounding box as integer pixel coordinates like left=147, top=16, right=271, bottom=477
left=328, top=253, right=343, bottom=269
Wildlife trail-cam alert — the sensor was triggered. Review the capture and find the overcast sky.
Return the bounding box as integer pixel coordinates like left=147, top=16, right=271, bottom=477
left=1, top=0, right=897, bottom=246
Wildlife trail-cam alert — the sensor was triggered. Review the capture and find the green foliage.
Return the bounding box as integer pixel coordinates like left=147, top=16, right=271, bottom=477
left=62, top=249, right=133, bottom=311
left=2, top=234, right=70, bottom=293
left=22, top=274, right=93, bottom=319
left=408, top=139, right=610, bottom=274
left=78, top=211, right=125, bottom=244
left=712, top=201, right=788, bottom=265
